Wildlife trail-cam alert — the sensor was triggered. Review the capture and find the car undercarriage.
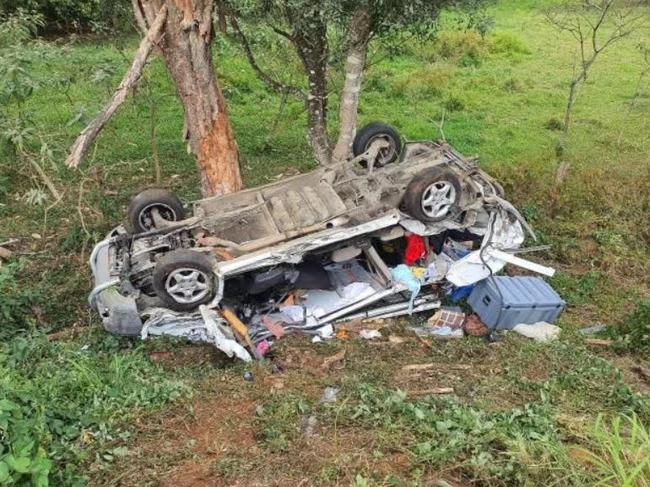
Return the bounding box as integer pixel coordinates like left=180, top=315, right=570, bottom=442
left=89, top=124, right=552, bottom=361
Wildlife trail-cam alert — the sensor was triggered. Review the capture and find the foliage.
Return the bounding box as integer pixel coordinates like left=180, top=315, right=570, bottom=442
left=0, top=332, right=191, bottom=485
left=254, top=393, right=311, bottom=452
left=346, top=384, right=582, bottom=484
left=608, top=300, right=650, bottom=353
left=0, top=9, right=61, bottom=201
left=0, top=261, right=39, bottom=340
left=576, top=414, right=650, bottom=487
left=0, top=0, right=132, bottom=35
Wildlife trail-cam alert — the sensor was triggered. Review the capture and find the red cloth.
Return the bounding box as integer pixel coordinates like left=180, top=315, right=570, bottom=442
left=404, top=234, right=426, bottom=265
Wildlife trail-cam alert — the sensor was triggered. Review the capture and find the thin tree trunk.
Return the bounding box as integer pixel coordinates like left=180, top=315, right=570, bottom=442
left=66, top=5, right=167, bottom=169
left=305, top=66, right=332, bottom=166
left=332, top=8, right=372, bottom=164
left=294, top=19, right=331, bottom=165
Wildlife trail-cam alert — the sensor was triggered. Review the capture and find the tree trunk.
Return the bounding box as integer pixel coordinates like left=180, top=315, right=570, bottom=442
left=134, top=0, right=242, bottom=197
left=332, top=8, right=372, bottom=164
left=293, top=17, right=331, bottom=165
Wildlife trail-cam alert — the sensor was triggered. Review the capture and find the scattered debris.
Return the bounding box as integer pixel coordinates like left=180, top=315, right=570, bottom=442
left=464, top=314, right=489, bottom=337
left=359, top=329, right=382, bottom=340
left=468, top=276, right=565, bottom=330
left=512, top=322, right=561, bottom=342
left=300, top=415, right=318, bottom=437
left=585, top=338, right=614, bottom=347
left=579, top=323, right=607, bottom=335
left=243, top=371, right=254, bottom=382
left=408, top=387, right=454, bottom=397
left=0, top=246, right=12, bottom=261
left=320, top=387, right=340, bottom=404
left=427, top=307, right=466, bottom=328
left=388, top=335, right=405, bottom=344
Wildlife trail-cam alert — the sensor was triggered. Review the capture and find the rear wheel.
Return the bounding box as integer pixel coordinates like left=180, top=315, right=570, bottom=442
left=352, top=122, right=402, bottom=167
left=127, top=189, right=185, bottom=233
left=152, top=250, right=216, bottom=311
left=402, top=168, right=461, bottom=223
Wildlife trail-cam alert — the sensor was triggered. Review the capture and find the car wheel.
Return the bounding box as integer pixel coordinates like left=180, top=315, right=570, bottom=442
left=152, top=250, right=216, bottom=311
left=352, top=122, right=402, bottom=167
left=127, top=189, right=185, bottom=233
left=403, top=168, right=461, bottom=223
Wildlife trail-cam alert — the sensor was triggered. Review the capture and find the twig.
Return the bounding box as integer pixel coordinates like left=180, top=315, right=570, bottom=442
left=229, top=16, right=306, bottom=101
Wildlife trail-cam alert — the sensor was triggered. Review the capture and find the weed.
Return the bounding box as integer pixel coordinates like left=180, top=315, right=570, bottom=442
left=545, top=117, right=564, bottom=131
left=549, top=271, right=604, bottom=306
left=0, top=332, right=191, bottom=484
left=608, top=300, right=650, bottom=354
left=576, top=414, right=650, bottom=487
left=254, top=393, right=311, bottom=452
left=0, top=261, right=40, bottom=339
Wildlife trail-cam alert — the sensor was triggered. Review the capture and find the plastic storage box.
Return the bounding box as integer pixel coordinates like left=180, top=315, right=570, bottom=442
left=468, top=276, right=565, bottom=330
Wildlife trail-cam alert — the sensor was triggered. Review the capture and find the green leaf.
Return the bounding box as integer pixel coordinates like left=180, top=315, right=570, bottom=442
left=0, top=461, right=10, bottom=483
left=6, top=454, right=31, bottom=473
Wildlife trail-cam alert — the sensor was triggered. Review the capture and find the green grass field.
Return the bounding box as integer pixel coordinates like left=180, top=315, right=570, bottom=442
left=1, top=0, right=649, bottom=485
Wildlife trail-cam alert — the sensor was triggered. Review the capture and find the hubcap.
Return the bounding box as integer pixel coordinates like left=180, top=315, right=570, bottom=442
left=138, top=203, right=176, bottom=231
left=165, top=267, right=211, bottom=304
left=365, top=135, right=396, bottom=166
left=421, top=181, right=456, bottom=219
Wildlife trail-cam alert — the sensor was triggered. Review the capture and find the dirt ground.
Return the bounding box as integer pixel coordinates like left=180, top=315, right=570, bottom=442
left=87, top=323, right=650, bottom=487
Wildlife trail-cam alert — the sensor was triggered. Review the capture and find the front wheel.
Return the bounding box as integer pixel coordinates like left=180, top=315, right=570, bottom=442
left=152, top=250, right=217, bottom=311
left=402, top=168, right=461, bottom=223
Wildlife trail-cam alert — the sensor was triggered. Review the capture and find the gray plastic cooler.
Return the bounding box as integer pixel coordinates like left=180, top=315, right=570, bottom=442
left=468, top=276, right=565, bottom=330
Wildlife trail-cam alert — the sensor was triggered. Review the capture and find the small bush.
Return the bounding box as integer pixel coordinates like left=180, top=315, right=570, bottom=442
left=0, top=261, right=39, bottom=339
left=433, top=31, right=487, bottom=62
left=391, top=64, right=455, bottom=99
left=609, top=300, right=650, bottom=353
left=488, top=32, right=531, bottom=55
left=545, top=117, right=565, bottom=131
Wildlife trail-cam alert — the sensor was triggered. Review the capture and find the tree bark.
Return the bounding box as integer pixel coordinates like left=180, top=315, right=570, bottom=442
left=134, top=0, right=242, bottom=196
left=66, top=5, right=168, bottom=169
left=332, top=8, right=372, bottom=164
left=292, top=13, right=332, bottom=166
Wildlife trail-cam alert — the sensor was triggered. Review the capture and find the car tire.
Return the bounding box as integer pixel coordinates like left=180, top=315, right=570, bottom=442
left=352, top=122, right=402, bottom=167
left=127, top=189, right=185, bottom=233
left=402, top=168, right=462, bottom=223
left=152, top=250, right=216, bottom=311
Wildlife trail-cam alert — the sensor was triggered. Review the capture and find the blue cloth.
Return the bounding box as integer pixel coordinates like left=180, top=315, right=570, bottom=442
left=391, top=264, right=421, bottom=314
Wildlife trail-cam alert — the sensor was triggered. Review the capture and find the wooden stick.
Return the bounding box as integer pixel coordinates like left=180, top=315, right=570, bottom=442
left=408, top=388, right=454, bottom=397
left=65, top=5, right=167, bottom=168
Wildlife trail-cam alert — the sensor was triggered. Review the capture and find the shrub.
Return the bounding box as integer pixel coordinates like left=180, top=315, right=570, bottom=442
left=609, top=300, right=650, bottom=354
left=0, top=333, right=191, bottom=485
left=576, top=414, right=650, bottom=487
left=0, top=0, right=132, bottom=35
left=0, top=261, right=39, bottom=339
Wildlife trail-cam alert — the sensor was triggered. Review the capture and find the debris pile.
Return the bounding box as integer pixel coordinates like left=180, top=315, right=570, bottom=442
left=141, top=212, right=565, bottom=361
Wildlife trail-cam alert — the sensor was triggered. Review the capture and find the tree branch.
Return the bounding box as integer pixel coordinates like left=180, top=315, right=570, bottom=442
left=229, top=16, right=306, bottom=100
left=66, top=5, right=167, bottom=169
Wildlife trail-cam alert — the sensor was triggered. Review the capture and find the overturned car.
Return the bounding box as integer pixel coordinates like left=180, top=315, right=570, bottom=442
left=89, top=123, right=553, bottom=361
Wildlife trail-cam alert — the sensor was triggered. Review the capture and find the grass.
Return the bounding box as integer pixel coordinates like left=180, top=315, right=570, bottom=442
left=0, top=0, right=649, bottom=484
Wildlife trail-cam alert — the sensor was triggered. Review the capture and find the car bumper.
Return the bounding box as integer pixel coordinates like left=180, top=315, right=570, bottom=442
left=89, top=236, right=143, bottom=336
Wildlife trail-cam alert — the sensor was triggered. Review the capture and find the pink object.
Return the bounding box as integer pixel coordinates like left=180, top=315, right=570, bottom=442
left=256, top=340, right=271, bottom=356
